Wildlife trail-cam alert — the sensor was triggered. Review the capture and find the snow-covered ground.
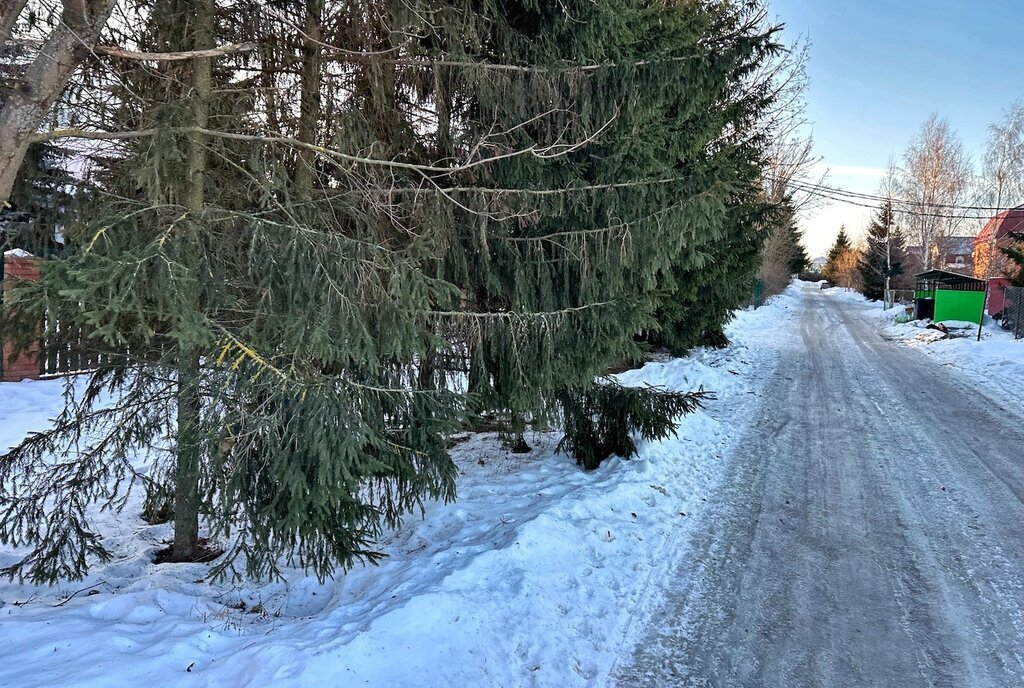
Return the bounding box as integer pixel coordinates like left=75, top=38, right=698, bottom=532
left=819, top=286, right=1024, bottom=406
left=0, top=288, right=803, bottom=688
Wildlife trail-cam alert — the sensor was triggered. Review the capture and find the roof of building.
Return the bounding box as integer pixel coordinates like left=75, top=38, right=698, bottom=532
left=975, top=206, right=1024, bottom=245
left=943, top=236, right=975, bottom=255
left=915, top=269, right=986, bottom=288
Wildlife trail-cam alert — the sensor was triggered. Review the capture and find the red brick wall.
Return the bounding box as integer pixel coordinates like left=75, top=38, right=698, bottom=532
left=2, top=255, right=42, bottom=382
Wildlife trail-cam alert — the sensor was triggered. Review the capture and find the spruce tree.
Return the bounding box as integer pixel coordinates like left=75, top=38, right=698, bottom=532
left=823, top=227, right=851, bottom=280
left=0, top=142, right=72, bottom=255
left=1001, top=231, right=1024, bottom=286
left=785, top=222, right=811, bottom=275
left=0, top=0, right=784, bottom=583
left=1, top=0, right=466, bottom=581
left=858, top=200, right=906, bottom=301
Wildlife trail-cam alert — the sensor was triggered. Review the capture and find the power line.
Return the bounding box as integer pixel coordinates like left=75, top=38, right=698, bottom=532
left=787, top=179, right=1005, bottom=212
left=783, top=179, right=1011, bottom=220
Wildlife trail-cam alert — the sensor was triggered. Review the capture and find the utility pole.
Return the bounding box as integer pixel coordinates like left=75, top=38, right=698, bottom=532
left=884, top=205, right=893, bottom=309
left=977, top=184, right=1004, bottom=341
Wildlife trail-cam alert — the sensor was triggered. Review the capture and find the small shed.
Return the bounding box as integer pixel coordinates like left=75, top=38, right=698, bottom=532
left=914, top=270, right=987, bottom=324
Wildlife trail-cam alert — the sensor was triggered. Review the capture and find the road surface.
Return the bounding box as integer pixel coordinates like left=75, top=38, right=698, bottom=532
left=617, top=287, right=1024, bottom=687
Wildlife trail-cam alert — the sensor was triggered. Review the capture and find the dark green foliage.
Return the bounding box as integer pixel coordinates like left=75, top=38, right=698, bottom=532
left=1001, top=231, right=1024, bottom=286
left=648, top=201, right=768, bottom=355
left=0, top=142, right=72, bottom=255
left=859, top=201, right=906, bottom=300
left=0, top=0, right=785, bottom=583
left=439, top=0, right=780, bottom=396
left=558, top=382, right=712, bottom=471
left=785, top=224, right=811, bottom=275
left=0, top=203, right=466, bottom=582
left=827, top=227, right=852, bottom=264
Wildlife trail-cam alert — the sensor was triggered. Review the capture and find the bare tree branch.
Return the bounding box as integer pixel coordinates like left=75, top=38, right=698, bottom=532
left=93, top=41, right=257, bottom=62
left=0, top=0, right=28, bottom=47
left=0, top=0, right=115, bottom=206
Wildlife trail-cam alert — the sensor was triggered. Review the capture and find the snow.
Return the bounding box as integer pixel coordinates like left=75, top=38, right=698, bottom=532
left=885, top=320, right=1024, bottom=405
left=2, top=248, right=33, bottom=258
left=820, top=286, right=1024, bottom=406
left=0, top=287, right=804, bottom=688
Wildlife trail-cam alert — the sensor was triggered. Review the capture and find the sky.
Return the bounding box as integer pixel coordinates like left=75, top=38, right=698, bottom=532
left=768, top=0, right=1024, bottom=258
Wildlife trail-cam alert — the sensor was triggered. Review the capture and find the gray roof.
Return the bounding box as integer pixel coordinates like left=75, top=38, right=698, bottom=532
left=943, top=236, right=974, bottom=255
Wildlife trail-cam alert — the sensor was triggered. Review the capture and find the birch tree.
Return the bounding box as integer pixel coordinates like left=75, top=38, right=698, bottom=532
left=0, top=1, right=114, bottom=206
left=978, top=101, right=1024, bottom=278
left=981, top=100, right=1024, bottom=211
left=900, top=114, right=973, bottom=269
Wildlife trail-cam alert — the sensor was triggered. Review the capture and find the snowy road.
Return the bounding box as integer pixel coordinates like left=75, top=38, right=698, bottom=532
left=618, top=287, right=1024, bottom=687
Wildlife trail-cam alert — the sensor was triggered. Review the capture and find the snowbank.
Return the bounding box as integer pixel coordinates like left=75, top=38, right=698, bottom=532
left=883, top=318, right=1024, bottom=405
left=0, top=287, right=803, bottom=688
left=826, top=288, right=1024, bottom=406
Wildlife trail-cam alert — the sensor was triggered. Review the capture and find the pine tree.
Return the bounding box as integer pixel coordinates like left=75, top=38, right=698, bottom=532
left=823, top=227, right=861, bottom=289
left=858, top=200, right=906, bottom=300
left=3, top=0, right=479, bottom=581
left=826, top=227, right=852, bottom=265
left=412, top=0, right=779, bottom=433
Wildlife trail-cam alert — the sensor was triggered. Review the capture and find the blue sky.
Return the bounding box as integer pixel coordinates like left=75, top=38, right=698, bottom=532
left=768, top=0, right=1024, bottom=257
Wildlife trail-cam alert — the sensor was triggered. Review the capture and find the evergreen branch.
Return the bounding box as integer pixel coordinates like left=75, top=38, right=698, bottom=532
left=427, top=301, right=622, bottom=319
left=436, top=177, right=689, bottom=196
left=371, top=55, right=703, bottom=73
left=29, top=120, right=613, bottom=176
left=503, top=189, right=727, bottom=244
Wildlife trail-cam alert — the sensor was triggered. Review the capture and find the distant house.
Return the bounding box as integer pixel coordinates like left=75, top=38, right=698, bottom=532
left=905, top=238, right=975, bottom=275
left=939, top=236, right=975, bottom=274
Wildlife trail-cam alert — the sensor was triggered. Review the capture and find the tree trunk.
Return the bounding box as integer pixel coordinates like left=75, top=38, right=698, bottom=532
left=0, top=0, right=114, bottom=206
left=170, top=0, right=213, bottom=562
left=294, top=0, right=322, bottom=196
left=172, top=350, right=202, bottom=559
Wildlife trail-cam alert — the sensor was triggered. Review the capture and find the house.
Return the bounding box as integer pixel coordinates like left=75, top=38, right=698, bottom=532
left=973, top=205, right=1024, bottom=279
left=974, top=205, right=1024, bottom=316
left=905, top=237, right=976, bottom=275
left=939, top=236, right=975, bottom=273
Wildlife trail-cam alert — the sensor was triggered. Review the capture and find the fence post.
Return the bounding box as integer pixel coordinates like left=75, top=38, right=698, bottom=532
left=1, top=251, right=43, bottom=382
left=752, top=279, right=764, bottom=309
left=1009, top=286, right=1024, bottom=340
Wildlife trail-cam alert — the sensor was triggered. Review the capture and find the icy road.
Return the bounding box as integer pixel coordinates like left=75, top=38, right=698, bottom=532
left=618, top=287, right=1024, bottom=687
